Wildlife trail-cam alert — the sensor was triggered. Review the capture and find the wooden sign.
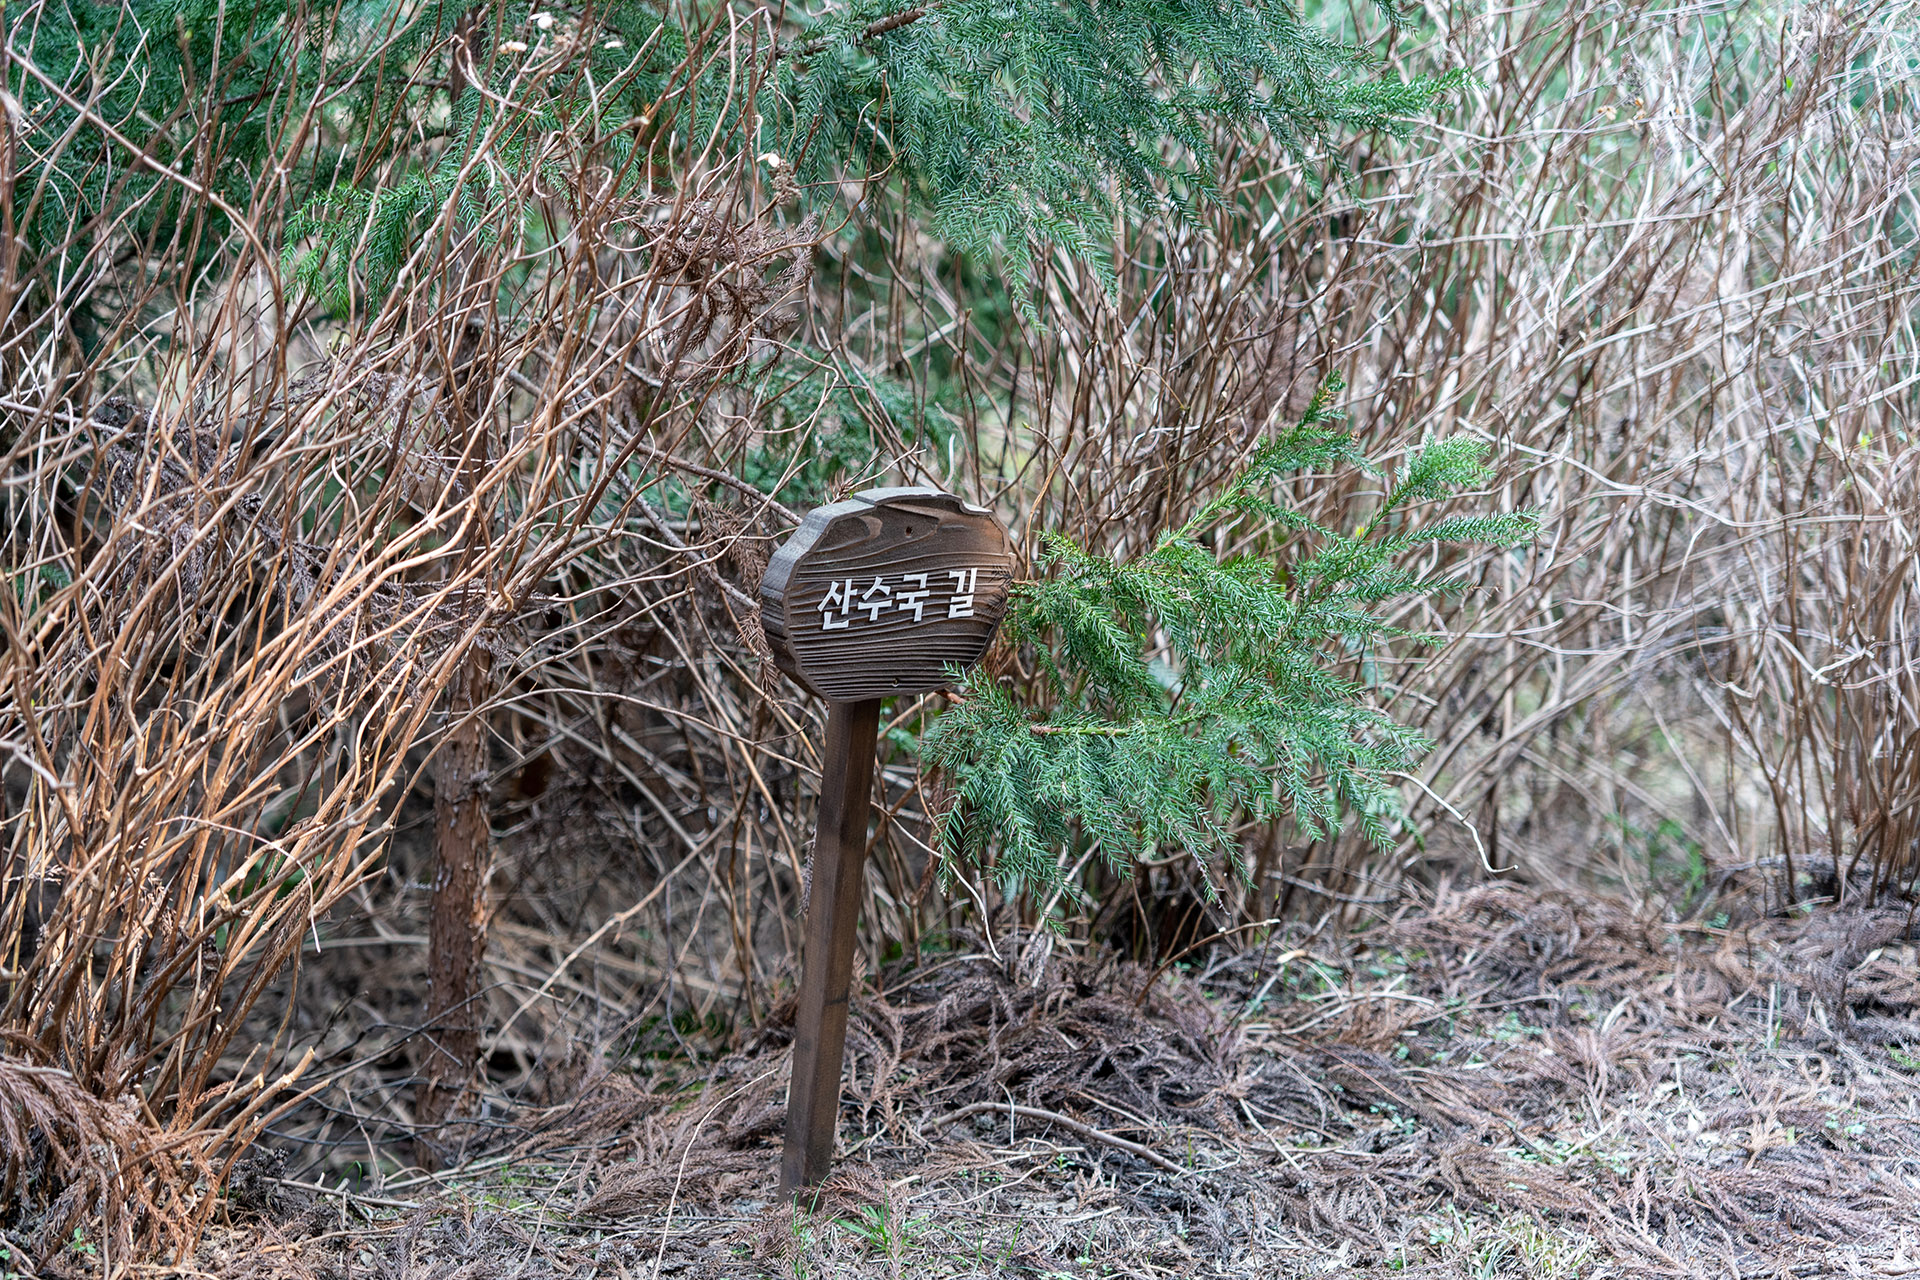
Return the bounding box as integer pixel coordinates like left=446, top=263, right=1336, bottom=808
left=760, top=486, right=1012, bottom=1198
left=760, top=487, right=1014, bottom=701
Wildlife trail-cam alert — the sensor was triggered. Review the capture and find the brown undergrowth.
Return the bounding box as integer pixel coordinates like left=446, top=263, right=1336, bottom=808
left=125, top=883, right=1920, bottom=1280
left=13, top=2, right=1920, bottom=1260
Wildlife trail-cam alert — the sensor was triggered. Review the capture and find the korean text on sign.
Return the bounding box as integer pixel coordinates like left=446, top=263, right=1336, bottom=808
left=818, top=568, right=988, bottom=630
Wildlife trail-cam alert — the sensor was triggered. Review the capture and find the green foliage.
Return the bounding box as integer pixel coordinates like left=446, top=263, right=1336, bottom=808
left=923, top=378, right=1537, bottom=900
left=776, top=0, right=1459, bottom=292
left=13, top=0, right=296, bottom=293
left=740, top=344, right=960, bottom=505
left=13, top=2, right=475, bottom=285
left=1610, top=813, right=1708, bottom=914
left=283, top=7, right=683, bottom=312
left=273, top=1, right=1455, bottom=309
left=284, top=88, right=550, bottom=312
left=262, top=0, right=1460, bottom=497
left=836, top=1202, right=930, bottom=1257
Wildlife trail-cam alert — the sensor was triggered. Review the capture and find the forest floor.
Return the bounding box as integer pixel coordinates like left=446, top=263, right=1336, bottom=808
left=182, top=883, right=1920, bottom=1280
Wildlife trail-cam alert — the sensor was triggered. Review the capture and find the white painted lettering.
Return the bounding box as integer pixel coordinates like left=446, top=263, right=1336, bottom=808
left=896, top=572, right=931, bottom=621
left=947, top=568, right=979, bottom=618
left=818, top=579, right=856, bottom=630
left=858, top=576, right=892, bottom=623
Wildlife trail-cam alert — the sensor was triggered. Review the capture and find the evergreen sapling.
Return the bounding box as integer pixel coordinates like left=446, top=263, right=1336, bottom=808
left=923, top=377, right=1538, bottom=905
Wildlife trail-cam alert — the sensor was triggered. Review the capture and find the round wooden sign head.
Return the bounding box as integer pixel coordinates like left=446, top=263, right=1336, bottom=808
left=760, top=487, right=1014, bottom=702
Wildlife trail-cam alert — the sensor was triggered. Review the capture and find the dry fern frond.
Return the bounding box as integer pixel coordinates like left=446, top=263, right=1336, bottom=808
left=0, top=1054, right=196, bottom=1264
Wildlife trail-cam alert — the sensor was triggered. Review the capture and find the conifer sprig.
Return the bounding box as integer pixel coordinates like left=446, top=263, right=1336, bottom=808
left=778, top=0, right=1460, bottom=293
left=922, top=378, right=1538, bottom=901
left=266, top=2, right=1451, bottom=317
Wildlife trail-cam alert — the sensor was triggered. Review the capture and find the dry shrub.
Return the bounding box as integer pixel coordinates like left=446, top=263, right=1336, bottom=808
left=809, top=0, right=1920, bottom=918
left=0, top=0, right=814, bottom=1247
left=3, top=0, right=1919, bottom=1252
left=1344, top=1, right=1920, bottom=904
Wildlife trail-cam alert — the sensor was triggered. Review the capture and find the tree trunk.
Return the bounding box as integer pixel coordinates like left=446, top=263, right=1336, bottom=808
left=416, top=646, right=493, bottom=1159
left=414, top=4, right=493, bottom=1148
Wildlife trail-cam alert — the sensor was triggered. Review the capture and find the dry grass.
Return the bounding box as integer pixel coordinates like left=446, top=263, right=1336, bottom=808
left=139, top=882, right=1920, bottom=1279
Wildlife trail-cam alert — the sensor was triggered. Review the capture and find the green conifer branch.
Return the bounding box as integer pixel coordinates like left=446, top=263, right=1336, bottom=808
left=923, top=380, right=1538, bottom=903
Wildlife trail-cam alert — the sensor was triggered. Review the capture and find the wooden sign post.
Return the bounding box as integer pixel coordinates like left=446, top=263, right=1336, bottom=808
left=760, top=487, right=1013, bottom=1197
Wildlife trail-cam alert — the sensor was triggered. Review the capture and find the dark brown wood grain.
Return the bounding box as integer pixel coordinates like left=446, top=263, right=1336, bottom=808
left=778, top=697, right=881, bottom=1197
left=764, top=488, right=1012, bottom=1197
left=761, top=487, right=1013, bottom=701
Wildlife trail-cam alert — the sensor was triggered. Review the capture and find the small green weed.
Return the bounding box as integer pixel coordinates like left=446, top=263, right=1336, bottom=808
left=837, top=1202, right=929, bottom=1258
left=1608, top=813, right=1708, bottom=913
left=1491, top=1010, right=1545, bottom=1042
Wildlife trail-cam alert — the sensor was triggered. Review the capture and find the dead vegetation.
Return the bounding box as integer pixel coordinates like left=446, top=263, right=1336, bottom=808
left=131, top=883, right=1917, bottom=1279
left=5, top=0, right=1920, bottom=1272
